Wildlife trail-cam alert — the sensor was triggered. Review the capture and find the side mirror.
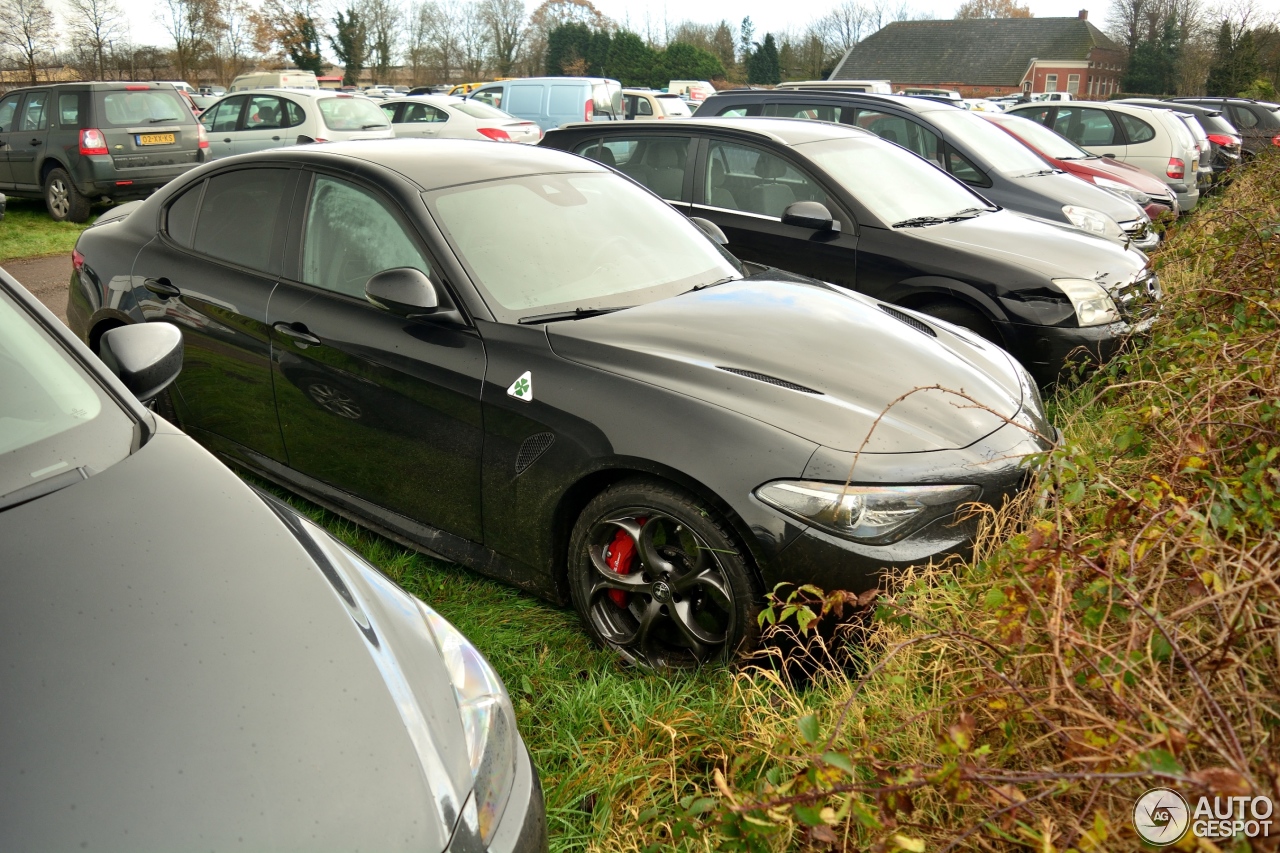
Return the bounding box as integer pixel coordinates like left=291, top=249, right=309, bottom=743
left=689, top=216, right=729, bottom=245
left=1102, top=152, right=1117, bottom=159
left=99, top=323, right=184, bottom=403
left=782, top=201, right=841, bottom=232
left=296, top=134, right=315, bottom=144
left=365, top=267, right=441, bottom=317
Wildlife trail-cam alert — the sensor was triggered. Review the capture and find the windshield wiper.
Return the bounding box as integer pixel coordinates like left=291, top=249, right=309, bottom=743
left=149, top=116, right=178, bottom=123
left=687, top=275, right=739, bottom=293
left=518, top=306, right=633, bottom=324
left=892, top=215, right=948, bottom=228
left=1016, top=168, right=1062, bottom=177
left=0, top=467, right=89, bottom=514
left=944, top=207, right=990, bottom=221
left=361, top=123, right=387, bottom=129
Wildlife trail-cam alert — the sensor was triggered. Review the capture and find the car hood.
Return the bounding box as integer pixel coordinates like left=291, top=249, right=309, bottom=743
left=547, top=276, right=1025, bottom=453
left=0, top=429, right=469, bottom=852
left=1017, top=169, right=1146, bottom=222
left=1073, top=156, right=1172, bottom=194
left=923, top=209, right=1149, bottom=286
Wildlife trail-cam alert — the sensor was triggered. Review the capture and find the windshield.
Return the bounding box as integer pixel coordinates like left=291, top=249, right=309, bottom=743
left=428, top=172, right=740, bottom=320
left=0, top=289, right=135, bottom=502
left=450, top=100, right=514, bottom=120
left=928, top=109, right=1050, bottom=176
left=992, top=114, right=1091, bottom=160
left=96, top=89, right=189, bottom=126
left=799, top=137, right=992, bottom=227
left=318, top=96, right=390, bottom=130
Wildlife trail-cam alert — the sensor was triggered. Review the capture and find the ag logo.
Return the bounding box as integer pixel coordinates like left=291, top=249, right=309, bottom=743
left=1133, top=787, right=1190, bottom=846
left=507, top=371, right=533, bottom=402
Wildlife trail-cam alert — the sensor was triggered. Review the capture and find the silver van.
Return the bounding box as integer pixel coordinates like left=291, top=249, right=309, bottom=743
left=467, top=77, right=622, bottom=130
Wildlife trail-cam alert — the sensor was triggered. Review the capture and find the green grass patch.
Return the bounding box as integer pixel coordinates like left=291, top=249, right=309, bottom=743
left=0, top=197, right=96, bottom=262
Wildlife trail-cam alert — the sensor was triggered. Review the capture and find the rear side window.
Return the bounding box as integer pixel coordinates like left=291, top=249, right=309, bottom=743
left=765, top=102, right=849, bottom=123
left=1053, top=107, right=1118, bottom=146
left=283, top=99, right=305, bottom=127
left=166, top=182, right=202, bottom=247
left=316, top=96, right=388, bottom=130
left=1117, top=113, right=1156, bottom=144
left=715, top=104, right=759, bottom=117
left=579, top=136, right=688, bottom=200
left=18, top=92, right=48, bottom=132
left=403, top=103, right=448, bottom=123
left=57, top=93, right=82, bottom=127
left=192, top=168, right=290, bottom=273
left=1229, top=105, right=1259, bottom=129
left=855, top=109, right=941, bottom=163
left=97, top=89, right=188, bottom=126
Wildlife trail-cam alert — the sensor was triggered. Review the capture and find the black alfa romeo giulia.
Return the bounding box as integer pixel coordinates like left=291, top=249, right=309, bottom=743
left=68, top=140, right=1054, bottom=667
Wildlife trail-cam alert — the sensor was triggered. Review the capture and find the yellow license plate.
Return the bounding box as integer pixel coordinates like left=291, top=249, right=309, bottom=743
left=137, top=133, right=175, bottom=145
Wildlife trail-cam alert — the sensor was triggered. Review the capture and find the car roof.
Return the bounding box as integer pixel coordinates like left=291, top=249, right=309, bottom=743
left=249, top=138, right=604, bottom=190
left=1117, top=98, right=1223, bottom=116
left=551, top=116, right=873, bottom=145
left=704, top=90, right=957, bottom=113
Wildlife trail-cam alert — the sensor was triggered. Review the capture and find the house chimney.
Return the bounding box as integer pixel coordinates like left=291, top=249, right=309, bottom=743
left=1078, top=9, right=1088, bottom=19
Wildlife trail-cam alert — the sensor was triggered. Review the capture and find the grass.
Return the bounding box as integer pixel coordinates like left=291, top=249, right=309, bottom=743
left=0, top=196, right=96, bottom=262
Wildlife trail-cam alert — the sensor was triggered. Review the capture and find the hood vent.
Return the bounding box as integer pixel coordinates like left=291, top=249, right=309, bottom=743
left=718, top=367, right=822, bottom=394
left=879, top=304, right=937, bottom=337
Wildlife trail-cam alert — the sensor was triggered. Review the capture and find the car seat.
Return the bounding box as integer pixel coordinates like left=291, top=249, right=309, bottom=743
left=708, top=159, right=737, bottom=209
left=747, top=155, right=795, bottom=217
left=643, top=142, right=686, bottom=199
left=591, top=146, right=617, bottom=167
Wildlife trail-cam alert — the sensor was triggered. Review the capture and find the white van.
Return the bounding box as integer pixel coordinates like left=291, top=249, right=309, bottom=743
left=776, top=80, right=893, bottom=94
left=667, top=80, right=716, bottom=102
left=1032, top=92, right=1074, bottom=102
left=229, top=71, right=320, bottom=93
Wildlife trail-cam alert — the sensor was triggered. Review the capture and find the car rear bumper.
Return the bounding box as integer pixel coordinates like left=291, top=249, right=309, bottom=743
left=77, top=155, right=202, bottom=199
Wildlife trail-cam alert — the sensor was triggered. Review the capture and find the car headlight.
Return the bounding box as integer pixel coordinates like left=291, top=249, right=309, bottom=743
left=419, top=605, right=516, bottom=846
left=754, top=481, right=981, bottom=545
left=1062, top=204, right=1126, bottom=242
left=1091, top=176, right=1151, bottom=206
left=1053, top=278, right=1121, bottom=326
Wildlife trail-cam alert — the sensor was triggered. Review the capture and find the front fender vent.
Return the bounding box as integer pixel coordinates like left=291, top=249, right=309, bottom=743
left=515, top=432, right=555, bottom=474
left=879, top=304, right=937, bottom=337
left=718, top=367, right=822, bottom=395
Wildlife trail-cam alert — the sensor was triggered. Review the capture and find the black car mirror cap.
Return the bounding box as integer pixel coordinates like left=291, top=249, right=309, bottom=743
left=782, top=201, right=841, bottom=232
left=690, top=216, right=729, bottom=245
left=1102, top=152, right=1117, bottom=159
left=98, top=323, right=184, bottom=403
left=365, top=267, right=443, bottom=317
left=296, top=134, right=315, bottom=144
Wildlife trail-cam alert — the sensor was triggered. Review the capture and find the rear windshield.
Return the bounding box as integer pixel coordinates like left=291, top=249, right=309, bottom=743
left=451, top=101, right=513, bottom=120
left=657, top=96, right=692, bottom=117
left=1199, top=113, right=1238, bottom=135
left=317, top=96, right=390, bottom=131
left=96, top=89, right=190, bottom=126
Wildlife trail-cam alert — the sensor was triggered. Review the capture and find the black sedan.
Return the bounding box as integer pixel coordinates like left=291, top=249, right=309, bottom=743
left=541, top=118, right=1161, bottom=386
left=68, top=140, right=1053, bottom=667
left=1, top=269, right=546, bottom=851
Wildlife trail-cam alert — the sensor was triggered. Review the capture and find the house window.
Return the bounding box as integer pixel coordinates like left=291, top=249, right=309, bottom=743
left=1045, top=74, right=1058, bottom=92
left=1067, top=74, right=1080, bottom=94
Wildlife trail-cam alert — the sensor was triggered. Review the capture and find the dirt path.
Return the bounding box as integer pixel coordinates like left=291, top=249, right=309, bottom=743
left=2, top=255, right=72, bottom=325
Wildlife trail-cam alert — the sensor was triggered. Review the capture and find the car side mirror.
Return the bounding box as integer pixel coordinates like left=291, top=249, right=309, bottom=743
left=296, top=134, right=315, bottom=144
left=365, top=267, right=442, bottom=317
left=689, top=216, right=729, bottom=245
left=782, top=201, right=841, bottom=232
left=98, top=323, right=184, bottom=403
left=1102, top=152, right=1117, bottom=159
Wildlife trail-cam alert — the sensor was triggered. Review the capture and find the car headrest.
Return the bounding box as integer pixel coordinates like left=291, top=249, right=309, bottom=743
left=753, top=155, right=786, bottom=179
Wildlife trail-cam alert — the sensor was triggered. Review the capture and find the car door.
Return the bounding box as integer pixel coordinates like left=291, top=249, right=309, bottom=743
left=8, top=91, right=50, bottom=190
left=132, top=165, right=299, bottom=463
left=1050, top=106, right=1126, bottom=160
left=267, top=170, right=486, bottom=541
left=394, top=102, right=449, bottom=138
left=231, top=94, right=288, bottom=155
left=199, top=95, right=245, bottom=160
left=690, top=137, right=861, bottom=291
left=0, top=92, right=21, bottom=187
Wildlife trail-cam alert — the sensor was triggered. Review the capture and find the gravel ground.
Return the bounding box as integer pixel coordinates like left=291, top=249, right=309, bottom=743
left=3, top=255, right=72, bottom=325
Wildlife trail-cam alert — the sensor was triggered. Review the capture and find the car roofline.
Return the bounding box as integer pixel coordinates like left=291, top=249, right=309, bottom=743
left=702, top=90, right=955, bottom=112
left=548, top=116, right=872, bottom=145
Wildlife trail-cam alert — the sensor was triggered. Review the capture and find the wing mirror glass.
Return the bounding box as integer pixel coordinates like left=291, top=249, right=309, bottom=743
left=782, top=201, right=840, bottom=232
left=365, top=267, right=442, bottom=317
left=99, top=323, right=184, bottom=403
left=689, top=216, right=729, bottom=245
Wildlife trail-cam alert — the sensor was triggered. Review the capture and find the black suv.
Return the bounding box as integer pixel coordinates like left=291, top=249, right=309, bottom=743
left=0, top=82, right=206, bottom=221
left=1168, top=98, right=1280, bottom=159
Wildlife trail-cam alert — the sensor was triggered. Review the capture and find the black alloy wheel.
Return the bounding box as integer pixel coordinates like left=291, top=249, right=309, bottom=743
left=568, top=479, right=760, bottom=668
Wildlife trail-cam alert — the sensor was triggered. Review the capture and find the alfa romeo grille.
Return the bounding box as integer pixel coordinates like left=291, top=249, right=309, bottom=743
left=718, top=367, right=822, bottom=394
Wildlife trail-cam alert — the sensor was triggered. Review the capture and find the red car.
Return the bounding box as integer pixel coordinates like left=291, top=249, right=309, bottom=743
left=981, top=111, right=1179, bottom=221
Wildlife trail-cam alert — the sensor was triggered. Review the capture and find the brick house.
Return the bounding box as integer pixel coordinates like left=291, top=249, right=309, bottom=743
left=829, top=12, right=1125, bottom=99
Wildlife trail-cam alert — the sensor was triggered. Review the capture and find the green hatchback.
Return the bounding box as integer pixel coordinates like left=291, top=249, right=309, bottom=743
left=0, top=82, right=207, bottom=222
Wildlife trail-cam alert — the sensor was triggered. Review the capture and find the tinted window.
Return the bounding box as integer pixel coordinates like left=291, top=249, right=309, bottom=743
left=57, top=93, right=81, bottom=127
left=706, top=140, right=827, bottom=218
left=1117, top=113, right=1155, bottom=143
left=854, top=109, right=941, bottom=164
left=282, top=99, right=305, bottom=127
left=19, top=93, right=48, bottom=132
left=245, top=95, right=284, bottom=129
left=166, top=182, right=202, bottom=247
left=202, top=96, right=245, bottom=133
left=301, top=175, right=431, bottom=298
left=0, top=94, right=18, bottom=131
left=765, top=102, right=849, bottom=123
left=586, top=136, right=688, bottom=200
left=1230, top=105, right=1259, bottom=129
left=715, top=105, right=757, bottom=117
left=97, top=89, right=186, bottom=126
left=192, top=169, right=289, bottom=272
left=1053, top=107, right=1119, bottom=146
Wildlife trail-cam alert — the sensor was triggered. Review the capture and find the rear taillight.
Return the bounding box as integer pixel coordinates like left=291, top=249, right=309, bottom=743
left=125, top=84, right=149, bottom=91
left=585, top=100, right=594, bottom=121
left=1272, top=135, right=1280, bottom=147
left=1166, top=158, right=1185, bottom=179
left=476, top=127, right=512, bottom=142
left=72, top=250, right=85, bottom=271
left=79, top=128, right=108, bottom=156
left=197, top=122, right=209, bottom=149
left=1206, top=133, right=1236, bottom=147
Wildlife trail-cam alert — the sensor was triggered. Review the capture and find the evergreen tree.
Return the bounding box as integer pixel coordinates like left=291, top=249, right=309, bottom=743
left=747, top=33, right=780, bottom=85
left=329, top=7, right=367, bottom=87
left=285, top=14, right=325, bottom=75
left=546, top=22, right=593, bottom=75
left=606, top=30, right=655, bottom=87
left=1205, top=21, right=1235, bottom=96
left=711, top=21, right=736, bottom=78
left=738, top=16, right=754, bottom=68
left=1122, top=16, right=1180, bottom=95
left=651, top=42, right=725, bottom=88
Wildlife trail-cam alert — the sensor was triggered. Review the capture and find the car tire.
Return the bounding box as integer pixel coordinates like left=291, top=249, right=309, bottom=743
left=567, top=478, right=761, bottom=668
left=914, top=300, right=1000, bottom=345
left=44, top=167, right=92, bottom=223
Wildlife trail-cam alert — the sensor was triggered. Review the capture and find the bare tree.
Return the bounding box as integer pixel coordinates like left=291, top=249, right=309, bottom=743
left=210, top=0, right=253, bottom=84
left=157, top=0, right=219, bottom=81
left=478, top=0, right=524, bottom=76
left=63, top=0, right=124, bottom=79
left=413, top=0, right=461, bottom=82
left=821, top=1, right=869, bottom=55
left=0, top=0, right=57, bottom=83
left=458, top=1, right=490, bottom=79
left=955, top=0, right=1032, bottom=18
left=359, top=0, right=400, bottom=83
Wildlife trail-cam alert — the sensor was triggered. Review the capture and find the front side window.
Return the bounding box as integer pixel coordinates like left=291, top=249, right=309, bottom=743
left=301, top=175, right=431, bottom=299
left=192, top=168, right=290, bottom=272
left=470, top=88, right=503, bottom=109
left=202, top=96, right=245, bottom=133
left=19, top=93, right=48, bottom=132
left=578, top=136, right=688, bottom=200
left=705, top=140, right=828, bottom=218
left=245, top=95, right=284, bottom=129
left=0, top=94, right=18, bottom=131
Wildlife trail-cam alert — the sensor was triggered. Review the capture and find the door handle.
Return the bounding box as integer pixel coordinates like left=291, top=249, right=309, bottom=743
left=30, top=138, right=41, bottom=146
left=273, top=321, right=322, bottom=346
left=271, top=136, right=280, bottom=141
left=223, top=137, right=231, bottom=143
left=143, top=277, right=181, bottom=299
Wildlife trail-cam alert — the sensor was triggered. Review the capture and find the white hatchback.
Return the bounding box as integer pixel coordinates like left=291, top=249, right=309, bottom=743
left=199, top=90, right=394, bottom=160
left=378, top=96, right=543, bottom=144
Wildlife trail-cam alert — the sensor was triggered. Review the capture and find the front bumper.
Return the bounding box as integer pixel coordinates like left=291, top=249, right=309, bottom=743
left=997, top=319, right=1132, bottom=385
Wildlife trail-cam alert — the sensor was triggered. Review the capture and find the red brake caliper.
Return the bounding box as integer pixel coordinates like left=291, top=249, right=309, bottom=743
left=604, top=518, right=646, bottom=607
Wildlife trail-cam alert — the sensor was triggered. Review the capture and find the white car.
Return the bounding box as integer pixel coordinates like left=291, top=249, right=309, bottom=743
left=623, top=89, right=693, bottom=121
left=199, top=90, right=393, bottom=160
left=378, top=95, right=542, bottom=143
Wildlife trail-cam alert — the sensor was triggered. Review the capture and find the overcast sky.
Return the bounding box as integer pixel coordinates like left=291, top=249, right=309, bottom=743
left=110, top=0, right=1280, bottom=56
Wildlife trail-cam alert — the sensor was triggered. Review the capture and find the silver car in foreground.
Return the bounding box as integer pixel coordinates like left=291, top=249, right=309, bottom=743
left=199, top=89, right=394, bottom=159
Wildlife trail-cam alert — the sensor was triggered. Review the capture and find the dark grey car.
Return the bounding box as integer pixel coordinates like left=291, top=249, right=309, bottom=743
left=0, top=268, right=547, bottom=852
left=1169, top=97, right=1280, bottom=159
left=0, top=82, right=206, bottom=221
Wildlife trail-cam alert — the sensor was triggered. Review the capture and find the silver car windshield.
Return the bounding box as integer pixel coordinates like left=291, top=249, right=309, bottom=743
left=799, top=137, right=993, bottom=226
left=928, top=109, right=1050, bottom=175
left=0, top=290, right=134, bottom=501
left=428, top=172, right=740, bottom=320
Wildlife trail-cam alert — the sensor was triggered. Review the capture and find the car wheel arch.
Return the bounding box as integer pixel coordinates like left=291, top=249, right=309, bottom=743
left=891, top=278, right=1010, bottom=345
